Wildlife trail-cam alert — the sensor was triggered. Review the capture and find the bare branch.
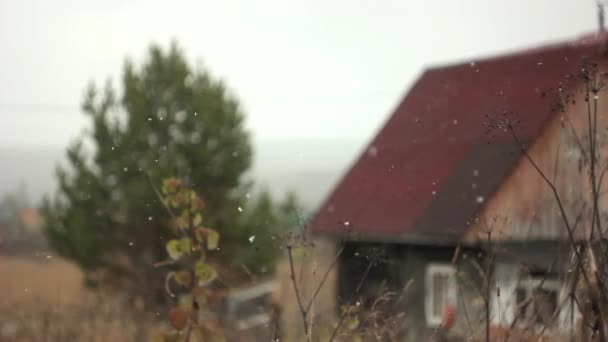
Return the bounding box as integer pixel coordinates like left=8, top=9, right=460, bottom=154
left=144, top=170, right=177, bottom=220
left=305, top=245, right=344, bottom=313
left=508, top=127, right=593, bottom=288
left=287, top=245, right=310, bottom=341
left=328, top=259, right=374, bottom=342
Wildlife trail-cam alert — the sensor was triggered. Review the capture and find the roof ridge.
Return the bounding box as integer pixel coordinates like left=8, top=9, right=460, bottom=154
left=424, top=31, right=608, bottom=73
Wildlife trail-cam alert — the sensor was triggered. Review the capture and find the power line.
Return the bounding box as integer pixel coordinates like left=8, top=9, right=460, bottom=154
left=0, top=90, right=399, bottom=114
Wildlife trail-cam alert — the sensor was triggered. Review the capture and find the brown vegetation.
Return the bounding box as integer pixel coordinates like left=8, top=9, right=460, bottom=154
left=0, top=255, right=157, bottom=341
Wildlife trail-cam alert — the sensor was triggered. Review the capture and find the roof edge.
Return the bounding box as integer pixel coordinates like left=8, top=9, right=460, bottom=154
left=422, top=31, right=608, bottom=74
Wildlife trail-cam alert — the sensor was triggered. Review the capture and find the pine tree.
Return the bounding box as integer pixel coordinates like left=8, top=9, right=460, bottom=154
left=43, top=42, right=284, bottom=303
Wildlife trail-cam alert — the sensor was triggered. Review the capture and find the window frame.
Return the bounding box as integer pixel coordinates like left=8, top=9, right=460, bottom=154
left=425, top=263, right=457, bottom=326
left=514, top=277, right=561, bottom=327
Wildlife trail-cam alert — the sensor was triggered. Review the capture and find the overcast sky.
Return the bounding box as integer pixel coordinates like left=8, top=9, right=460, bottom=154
left=0, top=0, right=600, bottom=148
left=0, top=1, right=602, bottom=204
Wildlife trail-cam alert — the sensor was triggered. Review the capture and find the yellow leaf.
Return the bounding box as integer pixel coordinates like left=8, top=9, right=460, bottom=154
left=166, top=239, right=182, bottom=260
left=207, top=229, right=219, bottom=250
left=193, top=213, right=203, bottom=226
left=195, top=260, right=217, bottom=284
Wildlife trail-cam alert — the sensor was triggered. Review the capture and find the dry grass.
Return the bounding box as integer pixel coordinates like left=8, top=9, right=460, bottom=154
left=0, top=254, right=85, bottom=308
left=0, top=254, right=158, bottom=342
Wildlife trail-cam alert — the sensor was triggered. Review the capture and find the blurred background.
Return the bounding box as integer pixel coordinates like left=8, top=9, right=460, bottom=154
left=0, top=0, right=599, bottom=208
left=0, top=0, right=601, bottom=341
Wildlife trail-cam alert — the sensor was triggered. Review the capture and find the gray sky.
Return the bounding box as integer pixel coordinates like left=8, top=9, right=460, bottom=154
left=0, top=0, right=601, bottom=204
left=0, top=0, right=599, bottom=147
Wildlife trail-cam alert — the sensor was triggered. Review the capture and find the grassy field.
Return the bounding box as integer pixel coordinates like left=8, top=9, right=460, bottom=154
left=0, top=254, right=158, bottom=341
left=0, top=254, right=85, bottom=308
left=0, top=249, right=337, bottom=341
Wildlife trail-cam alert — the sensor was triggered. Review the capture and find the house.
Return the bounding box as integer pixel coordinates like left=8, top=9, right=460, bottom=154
left=310, top=32, right=608, bottom=340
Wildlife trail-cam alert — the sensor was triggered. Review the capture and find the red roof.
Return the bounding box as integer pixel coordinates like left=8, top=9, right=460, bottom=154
left=311, top=33, right=608, bottom=241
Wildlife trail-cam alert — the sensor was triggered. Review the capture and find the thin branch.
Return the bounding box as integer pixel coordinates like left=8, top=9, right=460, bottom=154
left=532, top=291, right=573, bottom=338
left=457, top=277, right=475, bottom=338
left=144, top=170, right=177, bottom=220
left=584, top=77, right=605, bottom=242
left=506, top=216, right=582, bottom=331
left=153, top=259, right=178, bottom=268
left=485, top=228, right=493, bottom=342
left=516, top=260, right=558, bottom=336
left=287, top=245, right=310, bottom=341
left=563, top=113, right=589, bottom=166
left=305, top=245, right=345, bottom=313
left=508, top=127, right=592, bottom=287
left=328, top=259, right=374, bottom=342
left=572, top=294, right=596, bottom=332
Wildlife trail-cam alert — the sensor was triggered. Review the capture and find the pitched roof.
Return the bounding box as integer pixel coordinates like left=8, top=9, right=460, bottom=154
left=311, top=33, right=608, bottom=241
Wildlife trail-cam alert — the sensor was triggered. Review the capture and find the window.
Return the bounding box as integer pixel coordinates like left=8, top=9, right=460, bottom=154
left=515, top=278, right=560, bottom=327
left=425, top=264, right=457, bottom=326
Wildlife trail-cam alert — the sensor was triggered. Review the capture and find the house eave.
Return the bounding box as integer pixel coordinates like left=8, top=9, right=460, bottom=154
left=313, top=230, right=463, bottom=247
left=314, top=230, right=579, bottom=248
